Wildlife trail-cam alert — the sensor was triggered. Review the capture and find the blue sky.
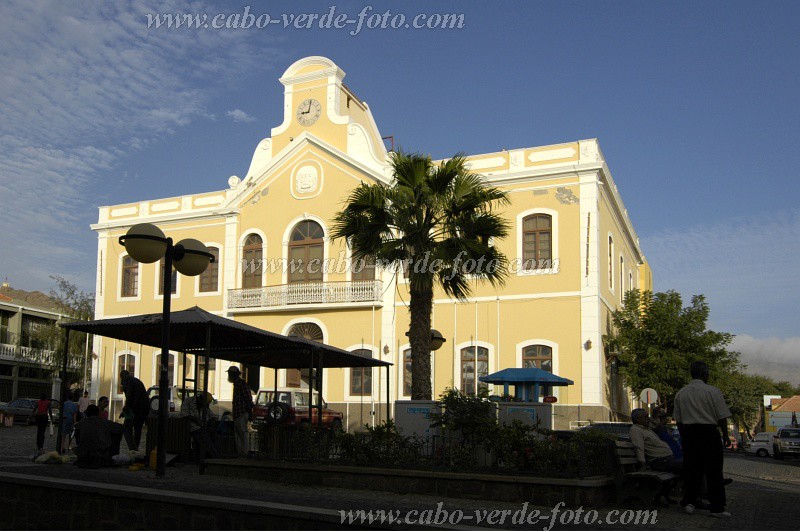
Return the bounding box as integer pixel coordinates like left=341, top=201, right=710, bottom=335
left=1, top=1, right=798, bottom=371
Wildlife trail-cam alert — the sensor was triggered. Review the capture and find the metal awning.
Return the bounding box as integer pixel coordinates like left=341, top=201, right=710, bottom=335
left=480, top=367, right=573, bottom=386
left=60, top=306, right=390, bottom=369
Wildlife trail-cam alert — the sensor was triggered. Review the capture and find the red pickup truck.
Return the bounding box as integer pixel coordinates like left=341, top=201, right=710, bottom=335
left=252, top=388, right=343, bottom=431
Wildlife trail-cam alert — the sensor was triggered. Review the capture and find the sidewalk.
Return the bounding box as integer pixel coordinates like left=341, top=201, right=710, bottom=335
left=0, top=454, right=796, bottom=529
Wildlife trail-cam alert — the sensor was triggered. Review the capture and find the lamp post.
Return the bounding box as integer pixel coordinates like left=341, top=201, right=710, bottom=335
left=119, top=223, right=214, bottom=477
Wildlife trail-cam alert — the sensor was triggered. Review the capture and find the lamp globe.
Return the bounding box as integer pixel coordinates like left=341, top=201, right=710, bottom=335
left=122, top=223, right=167, bottom=263
left=174, top=238, right=213, bottom=276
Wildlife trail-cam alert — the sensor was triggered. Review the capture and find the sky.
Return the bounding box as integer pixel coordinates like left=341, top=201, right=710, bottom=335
left=1, top=1, right=798, bottom=374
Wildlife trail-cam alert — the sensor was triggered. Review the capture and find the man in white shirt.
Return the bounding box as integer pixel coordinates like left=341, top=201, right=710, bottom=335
left=673, top=361, right=732, bottom=518
left=629, top=408, right=683, bottom=474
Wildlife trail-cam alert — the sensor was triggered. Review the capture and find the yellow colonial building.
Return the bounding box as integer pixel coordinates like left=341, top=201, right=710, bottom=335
left=90, top=56, right=651, bottom=429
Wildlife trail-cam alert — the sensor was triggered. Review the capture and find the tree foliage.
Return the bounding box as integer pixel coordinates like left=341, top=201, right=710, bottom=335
left=605, top=290, right=738, bottom=413
left=332, top=150, right=510, bottom=399
left=26, top=275, right=94, bottom=388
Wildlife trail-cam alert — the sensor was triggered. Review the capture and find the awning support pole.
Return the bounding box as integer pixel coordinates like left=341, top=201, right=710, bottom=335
left=199, top=324, right=211, bottom=475
left=56, top=328, right=70, bottom=453
left=317, top=350, right=324, bottom=430
left=308, top=350, right=313, bottom=423
left=386, top=364, right=391, bottom=423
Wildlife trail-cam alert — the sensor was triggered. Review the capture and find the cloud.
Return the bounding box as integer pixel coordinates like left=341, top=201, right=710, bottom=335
left=0, top=1, right=279, bottom=290
left=643, top=209, right=800, bottom=339
left=226, top=109, right=257, bottom=123
left=732, top=334, right=800, bottom=366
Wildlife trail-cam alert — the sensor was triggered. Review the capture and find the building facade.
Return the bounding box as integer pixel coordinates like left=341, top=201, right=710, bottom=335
left=0, top=284, right=65, bottom=401
left=90, top=56, right=651, bottom=429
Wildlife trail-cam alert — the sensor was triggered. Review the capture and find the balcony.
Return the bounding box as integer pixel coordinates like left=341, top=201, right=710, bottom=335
left=0, top=343, right=57, bottom=366
left=227, top=280, right=384, bottom=311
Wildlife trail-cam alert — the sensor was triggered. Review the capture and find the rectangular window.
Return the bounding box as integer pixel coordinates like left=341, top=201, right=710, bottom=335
left=403, top=349, right=412, bottom=396
left=619, top=256, right=625, bottom=304
left=350, top=367, right=372, bottom=396
left=199, top=247, right=220, bottom=292
left=122, top=256, right=139, bottom=297
left=158, top=258, right=177, bottom=295
left=351, top=255, right=376, bottom=282
left=460, top=346, right=489, bottom=395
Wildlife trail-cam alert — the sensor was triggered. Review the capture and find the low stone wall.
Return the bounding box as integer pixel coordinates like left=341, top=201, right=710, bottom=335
left=205, top=460, right=616, bottom=508
left=0, top=471, right=353, bottom=530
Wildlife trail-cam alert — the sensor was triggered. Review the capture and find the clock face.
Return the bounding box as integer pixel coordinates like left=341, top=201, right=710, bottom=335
left=296, top=98, right=321, bottom=126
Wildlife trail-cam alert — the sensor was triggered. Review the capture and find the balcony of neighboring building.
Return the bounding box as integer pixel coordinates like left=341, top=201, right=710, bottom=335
left=0, top=331, right=60, bottom=367
left=227, top=280, right=383, bottom=312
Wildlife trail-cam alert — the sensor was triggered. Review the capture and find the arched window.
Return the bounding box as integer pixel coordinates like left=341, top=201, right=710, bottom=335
left=155, top=353, right=175, bottom=386
left=243, top=234, right=263, bottom=288
left=199, top=247, right=220, bottom=292
left=403, top=349, right=412, bottom=397
left=522, top=214, right=552, bottom=269
left=289, top=221, right=324, bottom=283
left=351, top=255, right=376, bottom=281
left=523, top=344, right=553, bottom=397
left=121, top=256, right=138, bottom=297
left=158, top=258, right=177, bottom=295
left=287, top=322, right=324, bottom=388
left=619, top=256, right=625, bottom=303
left=608, top=236, right=614, bottom=290
left=460, top=346, right=489, bottom=395
left=117, top=353, right=135, bottom=393
left=350, top=349, right=372, bottom=396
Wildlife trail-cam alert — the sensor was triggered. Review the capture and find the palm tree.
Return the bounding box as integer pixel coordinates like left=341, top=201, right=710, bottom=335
left=332, top=151, right=510, bottom=400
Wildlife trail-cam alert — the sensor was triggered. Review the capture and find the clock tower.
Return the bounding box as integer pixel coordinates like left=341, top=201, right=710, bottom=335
left=263, top=56, right=387, bottom=177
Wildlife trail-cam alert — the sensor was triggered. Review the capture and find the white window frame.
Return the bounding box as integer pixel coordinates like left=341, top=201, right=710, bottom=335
left=238, top=230, right=267, bottom=289
left=516, top=208, right=559, bottom=276
left=117, top=253, right=142, bottom=302
left=281, top=214, right=330, bottom=285
left=343, top=344, right=378, bottom=401
left=516, top=339, right=560, bottom=401
left=154, top=257, right=180, bottom=301
left=113, top=349, right=139, bottom=399
left=453, top=341, right=495, bottom=395
left=195, top=242, right=223, bottom=297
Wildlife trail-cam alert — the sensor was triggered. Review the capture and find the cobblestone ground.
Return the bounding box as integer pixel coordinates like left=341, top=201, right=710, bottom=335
left=1, top=424, right=799, bottom=529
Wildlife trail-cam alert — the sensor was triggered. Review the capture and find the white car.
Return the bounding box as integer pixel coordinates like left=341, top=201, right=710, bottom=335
left=744, top=432, right=774, bottom=457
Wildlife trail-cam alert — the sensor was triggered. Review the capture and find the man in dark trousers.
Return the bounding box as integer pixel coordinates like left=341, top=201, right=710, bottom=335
left=119, top=369, right=150, bottom=451
left=227, top=365, right=253, bottom=457
left=673, top=361, right=732, bottom=518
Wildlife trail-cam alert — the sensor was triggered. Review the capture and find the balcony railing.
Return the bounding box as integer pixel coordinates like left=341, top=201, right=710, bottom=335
left=0, top=343, right=57, bottom=366
left=228, top=280, right=383, bottom=309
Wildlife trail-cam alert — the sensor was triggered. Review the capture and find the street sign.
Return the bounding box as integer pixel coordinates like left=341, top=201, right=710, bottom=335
left=640, top=388, right=658, bottom=404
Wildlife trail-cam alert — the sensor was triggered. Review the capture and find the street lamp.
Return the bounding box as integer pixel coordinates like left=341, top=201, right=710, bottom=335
left=119, top=223, right=215, bottom=477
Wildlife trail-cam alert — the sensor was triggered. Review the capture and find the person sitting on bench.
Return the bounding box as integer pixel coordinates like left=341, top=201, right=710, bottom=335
left=74, top=405, right=125, bottom=468
left=630, top=408, right=683, bottom=475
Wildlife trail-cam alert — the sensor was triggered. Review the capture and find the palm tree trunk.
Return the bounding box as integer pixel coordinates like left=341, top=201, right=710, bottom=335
left=409, top=286, right=433, bottom=400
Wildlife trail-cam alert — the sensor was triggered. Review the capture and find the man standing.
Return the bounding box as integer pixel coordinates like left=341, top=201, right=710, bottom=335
left=227, top=366, right=253, bottom=457
left=77, top=391, right=91, bottom=417
left=119, top=369, right=150, bottom=451
left=673, top=360, right=732, bottom=518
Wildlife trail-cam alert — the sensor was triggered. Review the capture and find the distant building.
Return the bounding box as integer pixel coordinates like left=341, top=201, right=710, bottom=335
left=766, top=396, right=800, bottom=432
left=0, top=283, right=65, bottom=401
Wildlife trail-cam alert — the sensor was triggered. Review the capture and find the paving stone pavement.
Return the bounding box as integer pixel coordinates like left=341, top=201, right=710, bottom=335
left=1, top=424, right=799, bottom=529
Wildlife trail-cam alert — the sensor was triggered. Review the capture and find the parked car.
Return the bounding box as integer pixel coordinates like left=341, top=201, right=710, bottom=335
left=773, top=427, right=800, bottom=460
left=0, top=397, right=61, bottom=424
left=745, top=432, right=775, bottom=457
left=147, top=386, right=230, bottom=420
left=252, top=388, right=343, bottom=431
left=579, top=421, right=632, bottom=440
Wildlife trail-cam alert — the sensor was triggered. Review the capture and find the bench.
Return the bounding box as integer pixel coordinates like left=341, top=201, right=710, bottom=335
left=613, top=440, right=677, bottom=505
